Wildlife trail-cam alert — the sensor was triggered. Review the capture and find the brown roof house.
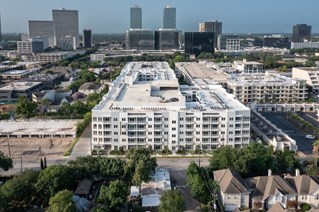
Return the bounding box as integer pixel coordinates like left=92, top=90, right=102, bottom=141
left=244, top=170, right=297, bottom=211
left=213, top=169, right=250, bottom=212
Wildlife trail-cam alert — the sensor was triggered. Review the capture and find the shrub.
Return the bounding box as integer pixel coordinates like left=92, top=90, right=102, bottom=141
left=300, top=203, right=311, bottom=211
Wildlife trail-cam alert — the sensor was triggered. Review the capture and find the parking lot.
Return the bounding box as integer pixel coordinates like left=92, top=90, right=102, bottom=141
left=298, top=112, right=319, bottom=127
left=260, top=112, right=316, bottom=155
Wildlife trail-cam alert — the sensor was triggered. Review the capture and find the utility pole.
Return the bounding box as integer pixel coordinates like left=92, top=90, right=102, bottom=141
left=7, top=135, right=11, bottom=159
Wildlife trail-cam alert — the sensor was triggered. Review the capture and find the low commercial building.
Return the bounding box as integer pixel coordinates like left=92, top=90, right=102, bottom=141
left=21, top=51, right=85, bottom=63
left=0, top=68, right=40, bottom=81
left=91, top=62, right=250, bottom=151
left=0, top=81, right=43, bottom=103
left=227, top=72, right=308, bottom=103
left=292, top=67, right=319, bottom=92
left=0, top=120, right=77, bottom=138
left=25, top=73, right=65, bottom=89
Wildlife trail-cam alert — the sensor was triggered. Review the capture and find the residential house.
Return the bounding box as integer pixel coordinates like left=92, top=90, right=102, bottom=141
left=285, top=169, right=319, bottom=207
left=244, top=170, right=297, bottom=210
left=78, top=82, right=103, bottom=96
left=213, top=169, right=250, bottom=211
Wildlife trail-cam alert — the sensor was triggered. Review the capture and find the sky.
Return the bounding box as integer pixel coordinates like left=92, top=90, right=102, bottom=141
left=1, top=0, right=319, bottom=34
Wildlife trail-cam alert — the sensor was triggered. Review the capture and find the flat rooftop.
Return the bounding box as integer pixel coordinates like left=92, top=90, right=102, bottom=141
left=0, top=120, right=78, bottom=136
left=228, top=72, right=306, bottom=86
left=0, top=69, right=31, bottom=75
left=293, top=67, right=319, bottom=72
left=176, top=62, right=229, bottom=83
left=0, top=82, right=42, bottom=91
left=93, top=62, right=248, bottom=112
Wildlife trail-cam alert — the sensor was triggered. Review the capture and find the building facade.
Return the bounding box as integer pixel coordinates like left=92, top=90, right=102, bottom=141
left=17, top=40, right=46, bottom=53
left=52, top=8, right=79, bottom=48
left=83, top=29, right=92, bottom=48
left=91, top=62, right=250, bottom=151
left=292, top=24, right=311, bottom=42
left=233, top=59, right=264, bottom=73
left=184, top=32, right=215, bottom=57
left=227, top=72, right=308, bottom=104
left=125, top=29, right=155, bottom=50
left=28, top=20, right=56, bottom=48
left=292, top=67, right=319, bottom=92
left=163, top=6, right=176, bottom=29
left=199, top=20, right=222, bottom=46
left=130, top=6, right=142, bottom=29
left=217, top=34, right=240, bottom=50
left=154, top=29, right=181, bottom=50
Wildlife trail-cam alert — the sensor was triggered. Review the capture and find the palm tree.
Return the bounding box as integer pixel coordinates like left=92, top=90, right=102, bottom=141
left=312, top=139, right=319, bottom=166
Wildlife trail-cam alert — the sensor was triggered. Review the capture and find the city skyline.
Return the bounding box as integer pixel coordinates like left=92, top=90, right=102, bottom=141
left=1, top=0, right=319, bottom=34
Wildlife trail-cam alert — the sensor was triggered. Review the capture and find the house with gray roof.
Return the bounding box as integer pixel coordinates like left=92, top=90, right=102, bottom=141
left=213, top=169, right=250, bottom=211
left=285, top=169, right=319, bottom=207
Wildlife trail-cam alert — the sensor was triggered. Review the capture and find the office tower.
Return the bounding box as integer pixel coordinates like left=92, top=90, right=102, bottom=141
left=217, top=34, right=240, bottom=50
left=254, top=36, right=290, bottom=49
left=130, top=5, right=142, bottom=29
left=184, top=32, right=215, bottom=57
left=83, top=29, right=92, bottom=48
left=155, top=29, right=181, bottom=50
left=17, top=39, right=47, bottom=54
left=52, top=8, right=79, bottom=48
left=292, top=24, right=311, bottom=42
left=199, top=20, right=222, bottom=46
left=163, top=6, right=176, bottom=29
left=0, top=13, right=2, bottom=42
left=125, top=29, right=155, bottom=50
left=28, top=21, right=55, bottom=47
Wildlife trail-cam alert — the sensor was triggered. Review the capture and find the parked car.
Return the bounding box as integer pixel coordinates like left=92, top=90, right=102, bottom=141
left=306, top=134, right=315, bottom=139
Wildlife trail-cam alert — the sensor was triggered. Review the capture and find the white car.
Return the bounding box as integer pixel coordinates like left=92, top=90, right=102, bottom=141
left=306, top=134, right=315, bottom=139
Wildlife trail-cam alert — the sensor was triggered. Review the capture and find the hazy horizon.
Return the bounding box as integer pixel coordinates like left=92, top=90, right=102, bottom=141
left=1, top=0, right=319, bottom=34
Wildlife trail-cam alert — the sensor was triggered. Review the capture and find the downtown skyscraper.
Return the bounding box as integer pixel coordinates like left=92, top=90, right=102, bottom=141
left=52, top=8, right=79, bottom=49
left=163, top=6, right=176, bottom=29
left=28, top=20, right=55, bottom=47
left=130, top=5, right=142, bottom=29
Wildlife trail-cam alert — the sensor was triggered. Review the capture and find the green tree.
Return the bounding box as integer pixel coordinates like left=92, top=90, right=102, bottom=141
left=186, top=162, right=212, bottom=204
left=124, top=148, right=157, bottom=183
left=47, top=190, right=76, bottom=212
left=36, top=165, right=75, bottom=204
left=16, top=96, right=38, bottom=119
left=273, top=150, right=299, bottom=175
left=0, top=169, right=39, bottom=211
left=98, top=158, right=126, bottom=178
left=68, top=156, right=100, bottom=179
left=159, top=190, right=186, bottom=212
left=98, top=180, right=128, bottom=210
left=0, top=151, right=13, bottom=171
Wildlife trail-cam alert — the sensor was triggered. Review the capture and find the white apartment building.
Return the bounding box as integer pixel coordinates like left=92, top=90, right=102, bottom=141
left=292, top=67, right=319, bottom=92
left=91, top=62, right=250, bottom=151
left=227, top=71, right=308, bottom=104
left=233, top=59, right=264, bottom=73
left=291, top=42, right=319, bottom=49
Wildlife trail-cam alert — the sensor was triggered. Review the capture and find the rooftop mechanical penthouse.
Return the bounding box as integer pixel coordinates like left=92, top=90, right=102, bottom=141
left=92, top=62, right=251, bottom=151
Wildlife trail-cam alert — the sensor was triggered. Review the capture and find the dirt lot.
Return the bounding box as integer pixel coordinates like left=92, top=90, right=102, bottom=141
left=0, top=138, right=73, bottom=175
